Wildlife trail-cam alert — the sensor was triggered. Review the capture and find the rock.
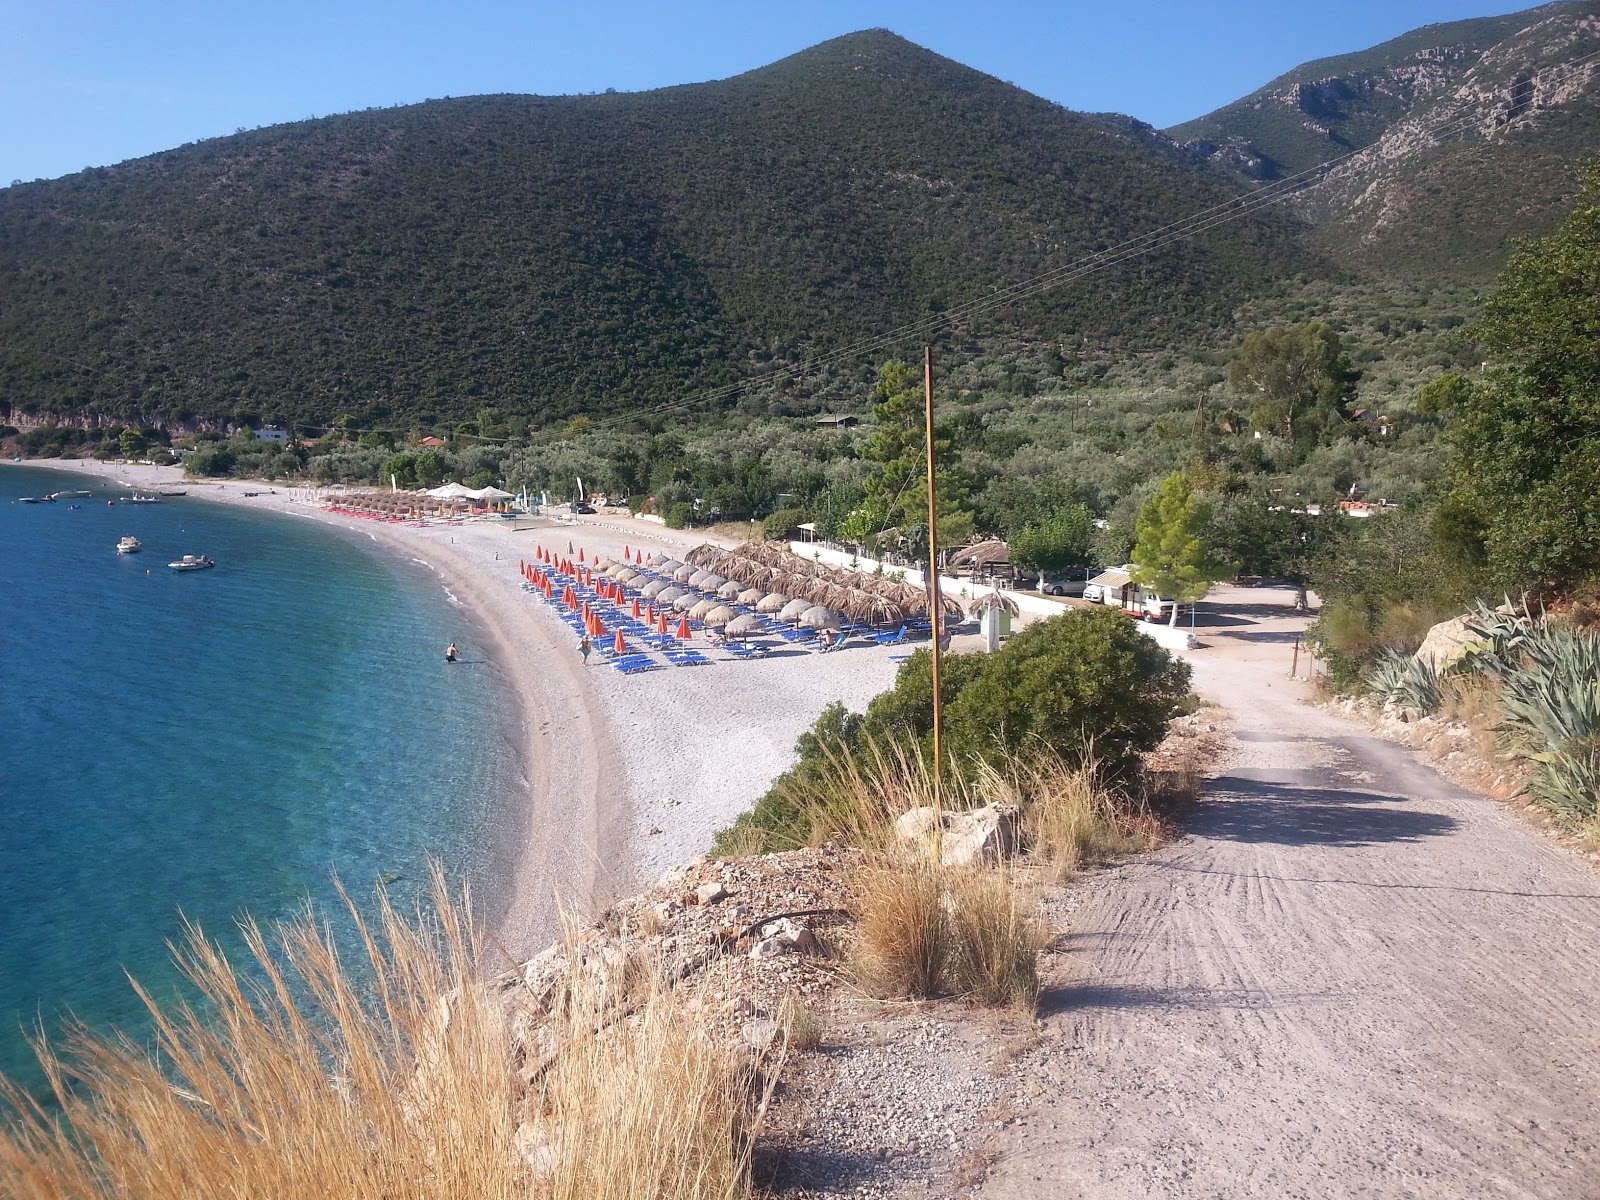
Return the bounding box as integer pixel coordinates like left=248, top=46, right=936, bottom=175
left=695, top=881, right=730, bottom=906
left=741, top=1018, right=781, bottom=1050
left=515, top=1123, right=555, bottom=1180
left=894, top=803, right=1020, bottom=866
left=651, top=900, right=682, bottom=922
left=1413, top=614, right=1486, bottom=672
left=750, top=917, right=820, bottom=959
left=729, top=996, right=766, bottom=1018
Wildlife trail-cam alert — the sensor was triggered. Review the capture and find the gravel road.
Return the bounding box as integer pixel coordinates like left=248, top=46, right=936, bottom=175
left=973, top=589, right=1600, bottom=1199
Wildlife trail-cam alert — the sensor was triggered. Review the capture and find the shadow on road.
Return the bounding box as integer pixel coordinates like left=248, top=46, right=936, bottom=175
left=1197, top=777, right=1459, bottom=846
left=1037, top=981, right=1342, bottom=1019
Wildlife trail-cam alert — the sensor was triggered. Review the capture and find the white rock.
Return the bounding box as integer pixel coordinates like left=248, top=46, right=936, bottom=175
left=893, top=802, right=1020, bottom=866
left=695, top=880, right=730, bottom=905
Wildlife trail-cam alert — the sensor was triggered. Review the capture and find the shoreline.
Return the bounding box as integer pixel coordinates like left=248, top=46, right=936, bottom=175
left=8, top=459, right=907, bottom=957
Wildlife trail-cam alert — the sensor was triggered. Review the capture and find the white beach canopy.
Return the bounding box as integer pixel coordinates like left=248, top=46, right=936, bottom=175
left=425, top=483, right=476, bottom=499
left=470, top=486, right=515, bottom=500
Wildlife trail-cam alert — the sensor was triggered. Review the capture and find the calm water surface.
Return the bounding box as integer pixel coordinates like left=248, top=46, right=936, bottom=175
left=0, top=466, right=521, bottom=1093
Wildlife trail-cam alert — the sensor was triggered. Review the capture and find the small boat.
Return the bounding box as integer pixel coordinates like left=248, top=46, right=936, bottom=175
left=49, top=490, right=91, bottom=499
left=158, top=490, right=187, bottom=497
left=117, top=537, right=142, bottom=555
left=18, top=495, right=53, bottom=504
left=168, top=555, right=215, bottom=571
left=124, top=495, right=162, bottom=504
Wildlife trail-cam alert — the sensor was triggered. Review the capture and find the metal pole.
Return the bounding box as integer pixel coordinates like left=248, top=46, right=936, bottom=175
left=924, top=346, right=944, bottom=811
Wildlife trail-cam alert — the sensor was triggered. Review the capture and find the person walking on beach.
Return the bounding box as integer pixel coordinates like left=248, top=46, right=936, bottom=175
left=578, top=634, right=593, bottom=666
left=446, top=642, right=458, bottom=663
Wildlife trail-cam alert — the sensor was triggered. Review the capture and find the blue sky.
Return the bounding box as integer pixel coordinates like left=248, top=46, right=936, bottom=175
left=1, top=0, right=1545, bottom=184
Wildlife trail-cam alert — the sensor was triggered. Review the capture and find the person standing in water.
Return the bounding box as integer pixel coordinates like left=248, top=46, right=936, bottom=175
left=578, top=634, right=593, bottom=666
left=446, top=642, right=458, bottom=663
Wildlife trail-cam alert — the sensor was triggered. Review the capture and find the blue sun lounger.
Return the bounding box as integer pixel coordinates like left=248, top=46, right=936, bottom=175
left=665, top=648, right=714, bottom=668
left=611, top=654, right=660, bottom=674
left=870, top=625, right=908, bottom=646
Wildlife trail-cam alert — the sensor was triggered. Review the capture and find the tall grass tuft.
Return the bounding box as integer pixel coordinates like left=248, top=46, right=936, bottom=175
left=0, top=871, right=759, bottom=1200
left=848, top=856, right=1043, bottom=1013
left=850, top=856, right=949, bottom=1000
left=942, top=869, right=1044, bottom=1012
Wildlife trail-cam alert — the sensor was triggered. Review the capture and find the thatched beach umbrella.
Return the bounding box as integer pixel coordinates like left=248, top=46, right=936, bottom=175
left=652, top=551, right=674, bottom=567
left=725, top=613, right=764, bottom=637
left=736, top=587, right=763, bottom=605
left=641, top=579, right=669, bottom=599
left=967, top=591, right=1019, bottom=617
left=683, top=544, right=721, bottom=568
left=702, top=604, right=738, bottom=627
left=779, top=597, right=813, bottom=622
left=698, top=573, right=727, bottom=592
left=656, top=557, right=682, bottom=573
left=672, top=564, right=697, bottom=583
left=800, top=605, right=843, bottom=630
left=656, top=585, right=687, bottom=604
left=687, top=570, right=713, bottom=589
left=616, top=567, right=640, bottom=584
left=756, top=593, right=790, bottom=614
left=687, top=598, right=719, bottom=621
left=717, top=580, right=744, bottom=601
left=674, top=592, right=701, bottom=612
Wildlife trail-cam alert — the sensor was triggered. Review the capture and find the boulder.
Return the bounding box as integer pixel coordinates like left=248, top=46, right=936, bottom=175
left=1413, top=614, right=1482, bottom=671
left=749, top=917, right=820, bottom=959
left=695, top=880, right=730, bottom=906
left=893, top=803, right=1020, bottom=866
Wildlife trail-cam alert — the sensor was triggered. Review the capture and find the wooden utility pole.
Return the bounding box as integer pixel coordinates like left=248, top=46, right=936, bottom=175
left=924, top=346, right=944, bottom=810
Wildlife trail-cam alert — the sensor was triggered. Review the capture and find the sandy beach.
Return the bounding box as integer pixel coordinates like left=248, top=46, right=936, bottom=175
left=8, top=459, right=914, bottom=957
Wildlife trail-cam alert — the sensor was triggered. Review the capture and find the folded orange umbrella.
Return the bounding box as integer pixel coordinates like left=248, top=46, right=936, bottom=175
left=676, top=615, right=691, bottom=640
left=614, top=629, right=626, bottom=655
left=632, top=598, right=641, bottom=618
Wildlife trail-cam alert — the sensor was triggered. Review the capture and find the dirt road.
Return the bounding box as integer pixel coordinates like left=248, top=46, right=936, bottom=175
left=974, top=588, right=1600, bottom=1199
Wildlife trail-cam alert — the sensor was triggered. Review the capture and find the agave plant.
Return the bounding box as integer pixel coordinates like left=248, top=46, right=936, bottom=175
left=1457, top=599, right=1536, bottom=680
left=1494, top=623, right=1600, bottom=821
left=1366, top=648, right=1443, bottom=713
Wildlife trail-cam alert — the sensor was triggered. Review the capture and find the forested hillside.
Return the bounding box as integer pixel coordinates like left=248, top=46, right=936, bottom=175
left=0, top=31, right=1310, bottom=430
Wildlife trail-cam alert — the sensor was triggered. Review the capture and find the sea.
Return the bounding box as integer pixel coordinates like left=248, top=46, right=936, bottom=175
left=0, top=465, right=521, bottom=1096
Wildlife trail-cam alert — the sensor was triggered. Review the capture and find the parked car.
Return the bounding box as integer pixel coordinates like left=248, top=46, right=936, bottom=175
left=569, top=502, right=596, bottom=514
left=1041, top=575, right=1089, bottom=597
left=1082, top=583, right=1105, bottom=604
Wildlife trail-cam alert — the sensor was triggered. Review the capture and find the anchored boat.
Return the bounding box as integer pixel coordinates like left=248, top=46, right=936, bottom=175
left=116, top=536, right=142, bottom=555
left=167, top=555, right=215, bottom=571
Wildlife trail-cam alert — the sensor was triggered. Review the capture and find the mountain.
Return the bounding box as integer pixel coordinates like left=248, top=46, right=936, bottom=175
left=0, top=31, right=1311, bottom=430
left=1170, top=1, right=1600, bottom=276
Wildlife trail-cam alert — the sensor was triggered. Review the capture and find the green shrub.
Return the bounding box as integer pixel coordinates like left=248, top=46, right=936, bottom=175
left=762, top=506, right=807, bottom=541
left=664, top=502, right=693, bottom=530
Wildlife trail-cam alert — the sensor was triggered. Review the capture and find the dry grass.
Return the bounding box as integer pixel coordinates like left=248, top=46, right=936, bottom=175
left=942, top=869, right=1044, bottom=1011
left=535, top=970, right=759, bottom=1200
left=848, top=856, right=1043, bottom=1014
left=849, top=856, right=949, bottom=1000
left=777, top=996, right=823, bottom=1054
left=0, top=871, right=760, bottom=1200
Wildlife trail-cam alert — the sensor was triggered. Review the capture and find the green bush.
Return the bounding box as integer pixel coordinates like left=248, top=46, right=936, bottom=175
left=664, top=502, right=693, bottom=529
left=717, top=607, right=1190, bottom=852
left=762, top=506, right=807, bottom=541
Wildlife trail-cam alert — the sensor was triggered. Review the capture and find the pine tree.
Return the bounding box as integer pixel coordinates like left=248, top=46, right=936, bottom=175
left=1131, top=472, right=1232, bottom=624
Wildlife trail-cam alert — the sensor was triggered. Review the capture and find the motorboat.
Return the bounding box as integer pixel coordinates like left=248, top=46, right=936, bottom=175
left=17, top=495, right=53, bottom=503
left=124, top=495, right=162, bottom=504
left=49, top=490, right=91, bottom=499
left=168, top=555, right=215, bottom=571
left=117, top=536, right=142, bottom=555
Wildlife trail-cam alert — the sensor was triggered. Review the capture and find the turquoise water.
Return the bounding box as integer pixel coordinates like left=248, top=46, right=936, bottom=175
left=0, top=466, right=521, bottom=1095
